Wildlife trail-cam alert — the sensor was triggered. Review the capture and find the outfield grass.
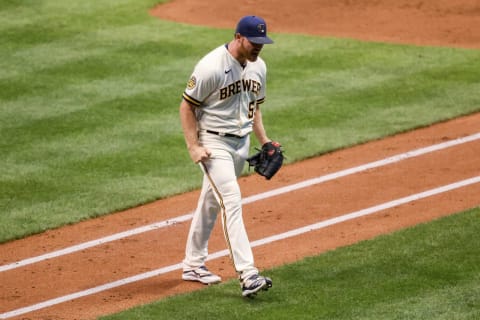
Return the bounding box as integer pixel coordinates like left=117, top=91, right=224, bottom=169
left=99, top=207, right=480, bottom=320
left=1, top=1, right=479, bottom=246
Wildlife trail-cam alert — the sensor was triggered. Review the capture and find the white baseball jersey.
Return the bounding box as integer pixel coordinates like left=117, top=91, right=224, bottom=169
left=183, top=44, right=267, bottom=137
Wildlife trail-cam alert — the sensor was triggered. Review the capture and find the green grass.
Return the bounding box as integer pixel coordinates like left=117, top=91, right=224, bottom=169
left=1, top=0, right=479, bottom=244
left=99, top=207, right=480, bottom=320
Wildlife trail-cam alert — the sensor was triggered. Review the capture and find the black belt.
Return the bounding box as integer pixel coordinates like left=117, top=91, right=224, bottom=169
left=205, top=130, right=243, bottom=139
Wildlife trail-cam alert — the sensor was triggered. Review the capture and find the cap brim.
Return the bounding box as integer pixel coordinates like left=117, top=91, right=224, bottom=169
left=247, top=36, right=274, bottom=44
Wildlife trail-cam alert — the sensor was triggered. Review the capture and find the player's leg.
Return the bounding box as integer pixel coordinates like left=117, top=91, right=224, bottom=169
left=183, top=177, right=219, bottom=265
left=232, top=135, right=273, bottom=297
left=182, top=170, right=222, bottom=284
left=203, top=136, right=263, bottom=278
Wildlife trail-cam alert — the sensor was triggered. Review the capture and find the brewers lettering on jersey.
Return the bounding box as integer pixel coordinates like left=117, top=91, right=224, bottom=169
left=179, top=15, right=276, bottom=298
left=219, top=78, right=262, bottom=100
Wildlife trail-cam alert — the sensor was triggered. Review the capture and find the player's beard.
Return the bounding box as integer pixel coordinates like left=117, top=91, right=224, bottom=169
left=240, top=38, right=263, bottom=62
left=246, top=46, right=263, bottom=62
left=248, top=48, right=261, bottom=62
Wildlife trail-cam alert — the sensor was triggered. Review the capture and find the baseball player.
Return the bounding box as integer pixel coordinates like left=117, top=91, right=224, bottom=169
left=179, top=15, right=276, bottom=297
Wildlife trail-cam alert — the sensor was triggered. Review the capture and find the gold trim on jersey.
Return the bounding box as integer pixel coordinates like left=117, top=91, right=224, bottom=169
left=256, top=97, right=265, bottom=105
left=182, top=92, right=201, bottom=107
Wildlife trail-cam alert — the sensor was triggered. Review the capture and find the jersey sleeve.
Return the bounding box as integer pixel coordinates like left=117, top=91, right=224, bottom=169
left=182, top=61, right=219, bottom=107
left=255, top=58, right=267, bottom=105
left=256, top=96, right=265, bottom=105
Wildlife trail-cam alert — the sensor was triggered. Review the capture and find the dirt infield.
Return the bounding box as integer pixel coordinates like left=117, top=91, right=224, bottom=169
left=151, top=0, right=480, bottom=48
left=1, top=1, right=479, bottom=319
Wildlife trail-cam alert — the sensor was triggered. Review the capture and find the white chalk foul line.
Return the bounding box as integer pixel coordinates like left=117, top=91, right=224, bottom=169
left=0, top=214, right=193, bottom=273
left=1, top=176, right=479, bottom=319
left=1, top=132, right=479, bottom=273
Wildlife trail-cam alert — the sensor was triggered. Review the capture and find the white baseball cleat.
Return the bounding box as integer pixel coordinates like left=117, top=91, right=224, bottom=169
left=182, top=265, right=222, bottom=285
left=241, top=274, right=273, bottom=297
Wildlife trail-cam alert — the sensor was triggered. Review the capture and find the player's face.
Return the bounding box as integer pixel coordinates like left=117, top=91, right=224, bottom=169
left=240, top=36, right=264, bottom=62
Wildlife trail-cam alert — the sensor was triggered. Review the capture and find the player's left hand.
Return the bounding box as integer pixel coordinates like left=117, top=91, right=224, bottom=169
left=246, top=141, right=284, bottom=180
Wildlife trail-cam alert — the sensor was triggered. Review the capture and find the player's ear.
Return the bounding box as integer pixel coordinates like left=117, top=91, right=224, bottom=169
left=234, top=33, right=242, bottom=40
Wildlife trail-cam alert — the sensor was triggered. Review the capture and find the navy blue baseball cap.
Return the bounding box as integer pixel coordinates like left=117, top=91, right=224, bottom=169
left=235, top=15, right=274, bottom=44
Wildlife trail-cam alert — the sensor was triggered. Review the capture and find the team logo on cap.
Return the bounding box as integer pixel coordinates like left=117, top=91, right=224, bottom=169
left=187, top=75, right=196, bottom=89
left=257, top=24, right=266, bottom=34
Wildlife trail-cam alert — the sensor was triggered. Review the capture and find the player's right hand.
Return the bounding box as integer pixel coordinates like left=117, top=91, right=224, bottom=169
left=189, top=145, right=211, bottom=163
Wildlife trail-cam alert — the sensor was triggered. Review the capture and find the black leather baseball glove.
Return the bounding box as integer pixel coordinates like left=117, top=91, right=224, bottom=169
left=246, top=141, right=284, bottom=180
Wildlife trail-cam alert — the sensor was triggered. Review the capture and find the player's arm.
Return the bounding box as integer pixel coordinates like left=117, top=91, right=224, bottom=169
left=252, top=104, right=271, bottom=146
left=179, top=99, right=211, bottom=163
